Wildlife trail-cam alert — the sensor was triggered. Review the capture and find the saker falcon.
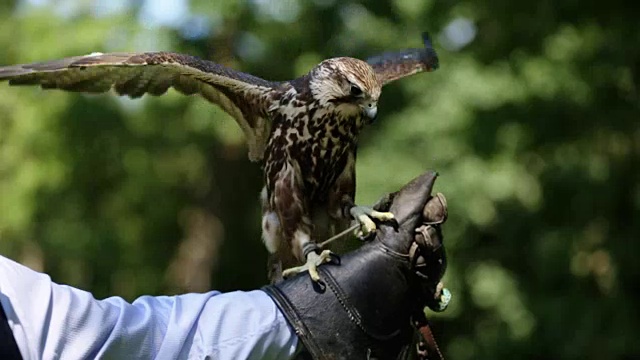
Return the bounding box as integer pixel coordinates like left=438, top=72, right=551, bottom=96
left=0, top=33, right=439, bottom=284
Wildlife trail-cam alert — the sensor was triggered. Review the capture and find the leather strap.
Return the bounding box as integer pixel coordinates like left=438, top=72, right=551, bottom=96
left=413, top=311, right=443, bottom=360
left=409, top=221, right=446, bottom=360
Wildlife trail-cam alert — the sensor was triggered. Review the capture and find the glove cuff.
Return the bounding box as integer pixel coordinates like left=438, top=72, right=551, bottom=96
left=262, top=240, right=420, bottom=360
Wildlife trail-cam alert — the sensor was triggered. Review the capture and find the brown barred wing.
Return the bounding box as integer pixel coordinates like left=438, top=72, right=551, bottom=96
left=0, top=52, right=283, bottom=161
left=366, top=32, right=439, bottom=86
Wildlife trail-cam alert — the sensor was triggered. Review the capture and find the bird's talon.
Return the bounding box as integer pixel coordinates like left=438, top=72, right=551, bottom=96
left=370, top=210, right=395, bottom=222
left=359, top=215, right=377, bottom=235
left=350, top=205, right=396, bottom=236
left=317, top=249, right=333, bottom=262
left=282, top=249, right=334, bottom=282
left=308, top=266, right=321, bottom=282
left=329, top=252, right=341, bottom=265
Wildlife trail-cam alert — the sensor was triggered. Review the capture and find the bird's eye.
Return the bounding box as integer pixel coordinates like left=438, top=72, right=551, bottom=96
left=350, top=84, right=363, bottom=97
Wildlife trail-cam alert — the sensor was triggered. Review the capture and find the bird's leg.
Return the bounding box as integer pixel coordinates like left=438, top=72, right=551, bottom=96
left=282, top=231, right=334, bottom=282
left=282, top=247, right=334, bottom=282
left=349, top=205, right=396, bottom=238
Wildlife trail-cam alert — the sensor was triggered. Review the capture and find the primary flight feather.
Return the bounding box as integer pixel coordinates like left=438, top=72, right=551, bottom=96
left=0, top=33, right=439, bottom=283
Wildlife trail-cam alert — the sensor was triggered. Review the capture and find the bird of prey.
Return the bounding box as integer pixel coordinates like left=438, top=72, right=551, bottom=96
left=0, top=33, right=439, bottom=283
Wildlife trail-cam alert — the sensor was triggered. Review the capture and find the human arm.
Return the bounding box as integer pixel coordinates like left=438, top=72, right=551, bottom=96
left=0, top=255, right=299, bottom=360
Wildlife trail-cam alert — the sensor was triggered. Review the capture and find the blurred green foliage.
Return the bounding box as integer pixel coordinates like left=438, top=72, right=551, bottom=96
left=0, top=0, right=638, bottom=358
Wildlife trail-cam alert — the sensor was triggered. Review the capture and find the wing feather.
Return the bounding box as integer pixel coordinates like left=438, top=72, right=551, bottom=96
left=366, top=32, right=440, bottom=86
left=0, top=52, right=282, bottom=161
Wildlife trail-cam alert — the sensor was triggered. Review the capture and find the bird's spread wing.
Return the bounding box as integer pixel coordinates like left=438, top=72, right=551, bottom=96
left=366, top=32, right=439, bottom=86
left=0, top=52, right=281, bottom=161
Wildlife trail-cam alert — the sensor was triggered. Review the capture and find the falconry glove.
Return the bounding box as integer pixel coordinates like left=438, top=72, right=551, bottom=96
left=262, top=170, right=450, bottom=360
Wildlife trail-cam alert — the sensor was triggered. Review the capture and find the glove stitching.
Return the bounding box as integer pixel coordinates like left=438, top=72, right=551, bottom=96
left=319, top=267, right=401, bottom=341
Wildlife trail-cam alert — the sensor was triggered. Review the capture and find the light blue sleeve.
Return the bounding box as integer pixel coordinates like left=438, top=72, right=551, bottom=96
left=0, top=255, right=299, bottom=360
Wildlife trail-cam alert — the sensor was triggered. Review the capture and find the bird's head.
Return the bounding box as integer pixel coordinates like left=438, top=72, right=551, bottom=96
left=308, top=57, right=381, bottom=121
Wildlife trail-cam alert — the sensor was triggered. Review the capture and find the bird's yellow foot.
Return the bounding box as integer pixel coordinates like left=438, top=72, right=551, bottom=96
left=350, top=205, right=396, bottom=238
left=282, top=249, right=334, bottom=282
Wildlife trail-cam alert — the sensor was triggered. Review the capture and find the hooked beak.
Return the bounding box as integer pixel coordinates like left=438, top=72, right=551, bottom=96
left=363, top=104, right=378, bottom=121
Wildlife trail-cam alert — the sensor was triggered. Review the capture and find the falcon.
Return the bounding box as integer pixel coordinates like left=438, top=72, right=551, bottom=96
left=0, top=33, right=439, bottom=283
